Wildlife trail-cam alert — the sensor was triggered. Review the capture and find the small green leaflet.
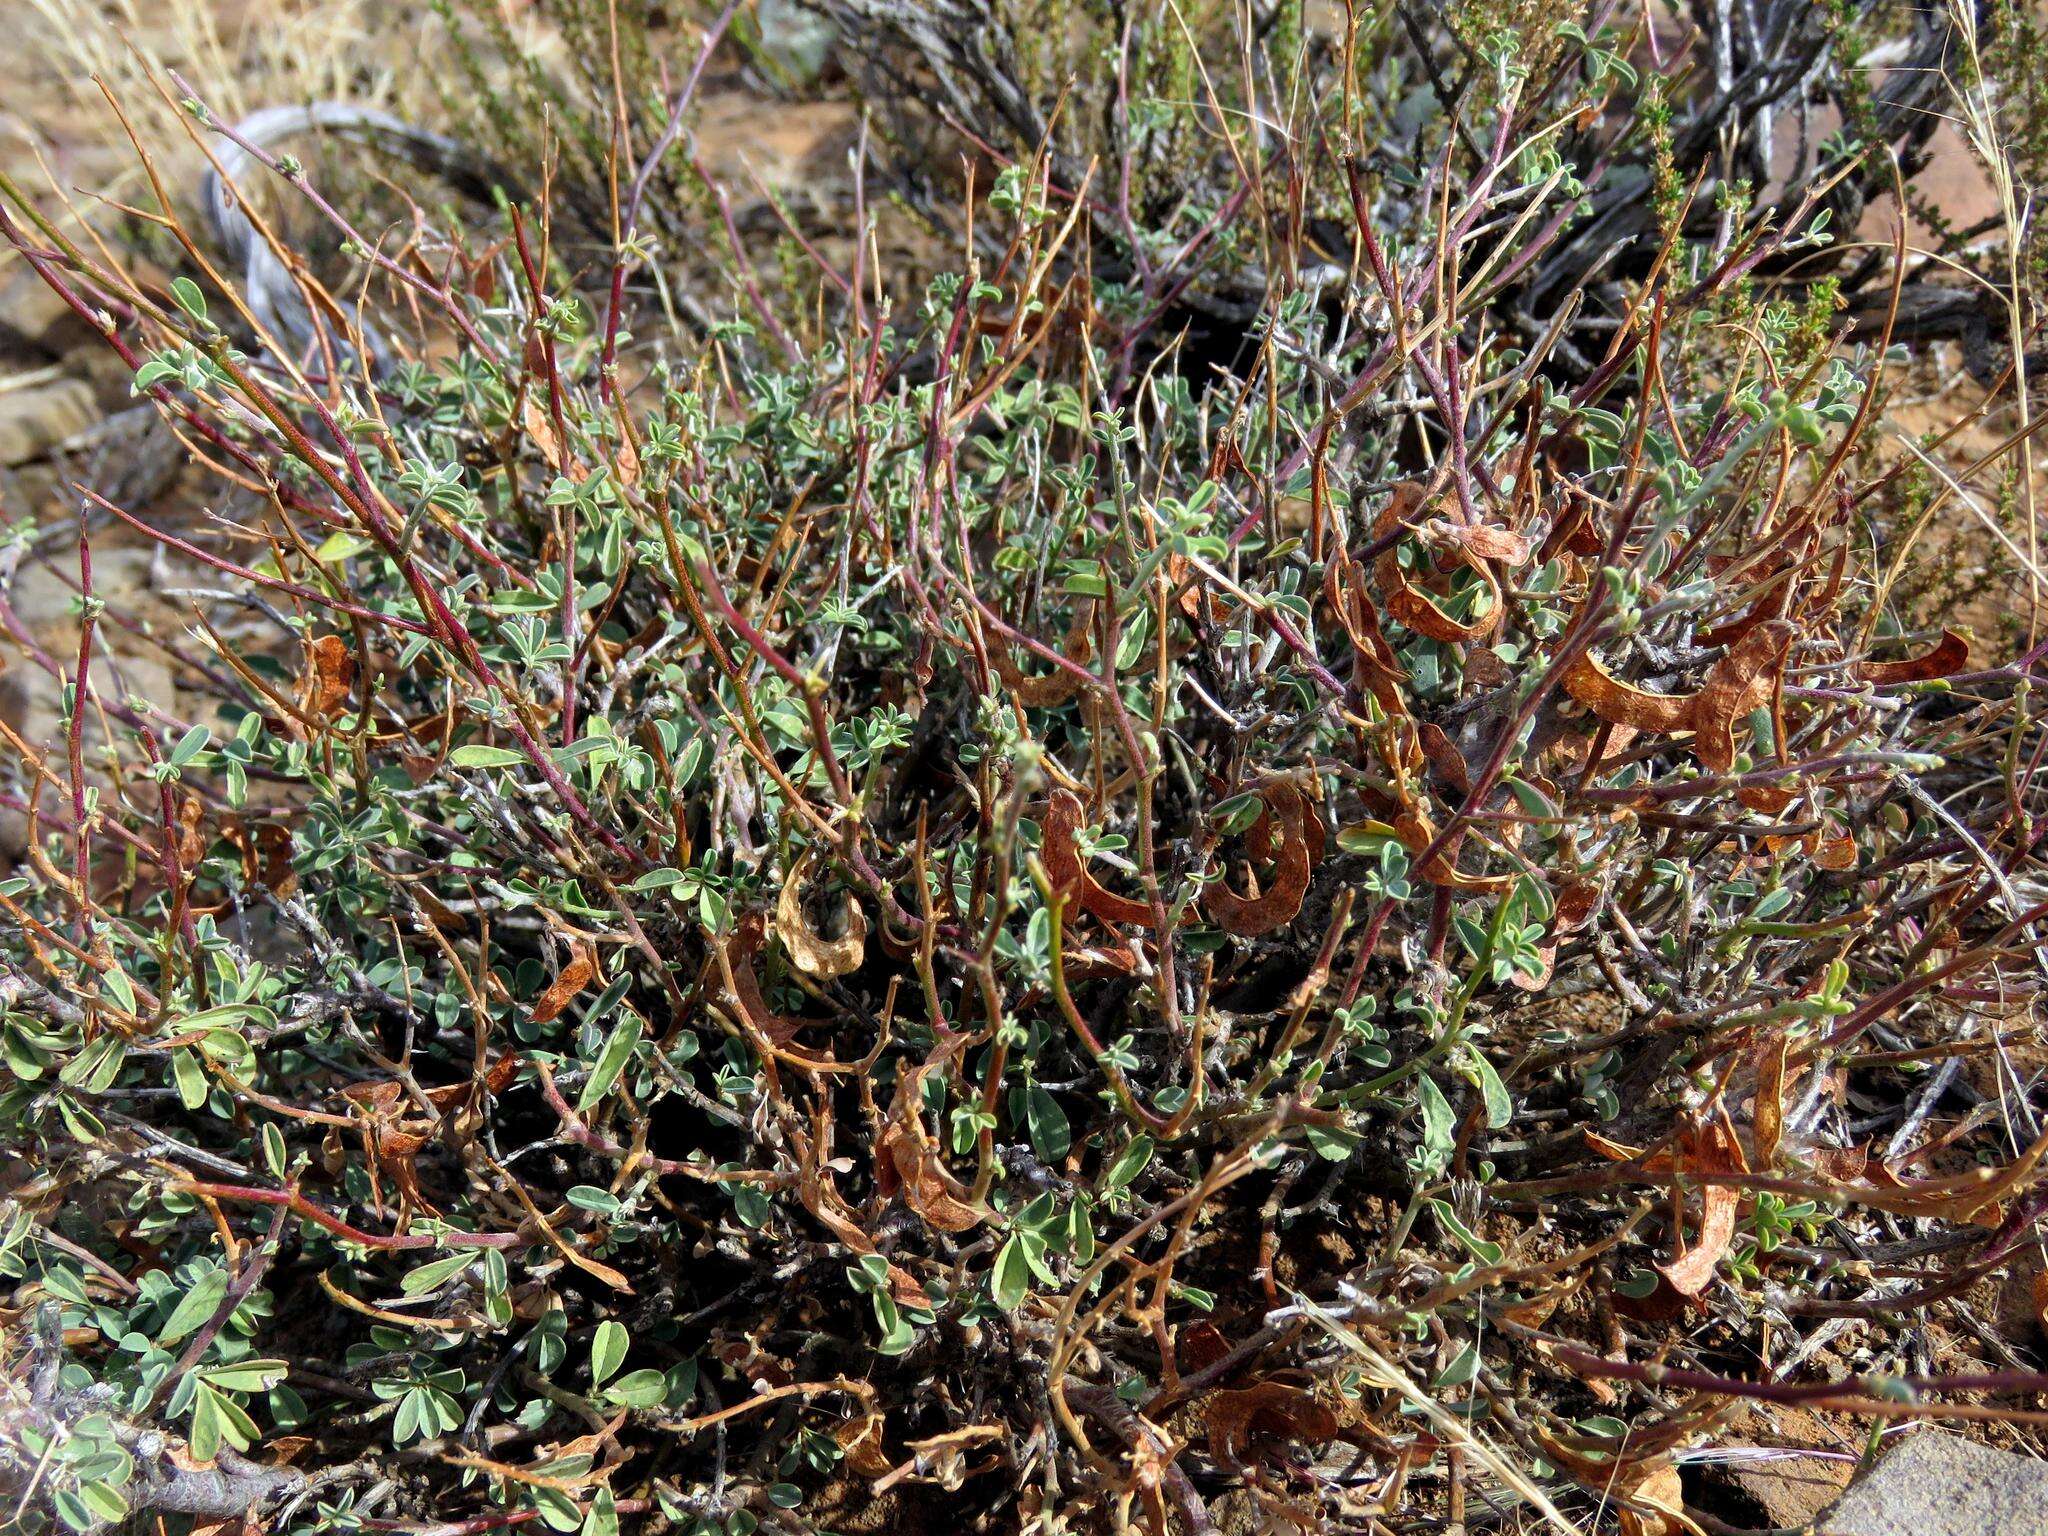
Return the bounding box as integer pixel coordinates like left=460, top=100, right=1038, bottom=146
left=157, top=1264, right=228, bottom=1344
left=400, top=1251, right=473, bottom=1296
left=1429, top=1199, right=1503, bottom=1266
left=198, top=1359, right=287, bottom=1393
left=578, top=1014, right=643, bottom=1112
left=1433, top=1342, right=1480, bottom=1389
left=1415, top=1074, right=1455, bottom=1176
left=450, top=745, right=527, bottom=769
left=1025, top=1080, right=1071, bottom=1161
left=580, top=1488, right=619, bottom=1536
left=1102, top=1134, right=1153, bottom=1194
left=172, top=1048, right=209, bottom=1110
left=59, top=1033, right=124, bottom=1094
left=992, top=1233, right=1034, bottom=1309
left=590, top=1320, right=627, bottom=1386
left=1458, top=1049, right=1513, bottom=1130
left=606, top=1368, right=667, bottom=1407
left=99, top=966, right=137, bottom=1014
left=169, top=275, right=208, bottom=322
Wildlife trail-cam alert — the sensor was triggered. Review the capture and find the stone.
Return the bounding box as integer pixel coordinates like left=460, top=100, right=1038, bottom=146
left=1694, top=1455, right=1854, bottom=1530
left=0, top=260, right=94, bottom=356
left=62, top=339, right=136, bottom=409
left=756, top=0, right=837, bottom=81
left=695, top=93, right=858, bottom=222
left=0, top=375, right=96, bottom=466
left=1818, top=1429, right=2048, bottom=1535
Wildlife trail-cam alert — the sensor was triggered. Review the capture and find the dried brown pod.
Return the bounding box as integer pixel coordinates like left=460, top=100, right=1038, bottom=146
left=1322, top=549, right=1422, bottom=776
left=1692, top=620, right=1795, bottom=774
left=1655, top=1116, right=1747, bottom=1296
left=1178, top=1320, right=1232, bottom=1373
left=1371, top=482, right=1503, bottom=643
left=877, top=1050, right=984, bottom=1233
left=836, top=1412, right=894, bottom=1478
left=1244, top=779, right=1326, bottom=867
left=721, top=918, right=810, bottom=1046
left=1417, top=722, right=1473, bottom=795
left=1204, top=1382, right=1337, bottom=1469
left=1814, top=832, right=1858, bottom=870
left=1560, top=651, right=1695, bottom=733
left=532, top=941, right=597, bottom=1025
left=1042, top=788, right=1154, bottom=928
left=1204, top=782, right=1313, bottom=935
left=1613, top=1458, right=1686, bottom=1536
left=1754, top=1034, right=1789, bottom=1167
left=1426, top=516, right=1534, bottom=567
left=994, top=601, right=1098, bottom=706
left=1555, top=878, right=1601, bottom=931
left=1858, top=627, right=1970, bottom=684
left=223, top=820, right=298, bottom=897
left=306, top=633, right=357, bottom=717
left=1389, top=807, right=1512, bottom=893
left=776, top=850, right=868, bottom=979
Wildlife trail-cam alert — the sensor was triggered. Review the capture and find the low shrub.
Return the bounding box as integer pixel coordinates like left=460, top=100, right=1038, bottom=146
left=1, top=4, right=2044, bottom=1533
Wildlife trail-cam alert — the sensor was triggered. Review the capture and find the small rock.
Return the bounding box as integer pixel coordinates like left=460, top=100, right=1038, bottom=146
left=1819, top=1429, right=2048, bottom=1535
left=756, top=0, right=837, bottom=81
left=1692, top=1455, right=1853, bottom=1530
left=0, top=646, right=176, bottom=757
left=0, top=376, right=97, bottom=466
left=61, top=339, right=135, bottom=409
left=0, top=805, right=27, bottom=865
left=694, top=93, right=857, bottom=222
left=0, top=261, right=94, bottom=356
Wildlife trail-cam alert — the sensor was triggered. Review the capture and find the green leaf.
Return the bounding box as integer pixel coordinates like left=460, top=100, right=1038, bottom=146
left=59, top=1032, right=125, bottom=1094
left=1212, top=791, right=1265, bottom=835
left=133, top=357, right=177, bottom=392
left=578, top=1014, right=644, bottom=1112
left=400, top=1252, right=473, bottom=1296
left=157, top=1265, right=228, bottom=1345
left=53, top=1489, right=98, bottom=1532
left=1305, top=1122, right=1361, bottom=1162
left=261, top=1122, right=289, bottom=1179
left=581, top=1488, right=619, bottom=1536
left=169, top=275, right=209, bottom=323
left=77, top=1480, right=129, bottom=1523
left=590, top=1320, right=627, bottom=1386
left=606, top=1368, right=668, bottom=1408
left=1415, top=1075, right=1454, bottom=1177
left=100, top=965, right=136, bottom=1015
left=1460, top=1050, right=1513, bottom=1130
left=732, top=1183, right=771, bottom=1228
left=312, top=530, right=373, bottom=563
left=628, top=868, right=689, bottom=893
left=393, top=1387, right=424, bottom=1446
left=172, top=1048, right=209, bottom=1111
left=1067, top=1199, right=1096, bottom=1265
left=211, top=1392, right=262, bottom=1449
left=450, top=744, right=527, bottom=769
left=1433, top=1342, right=1480, bottom=1389
left=534, top=1488, right=584, bottom=1532
left=1025, top=1081, right=1071, bottom=1162
left=992, top=1234, right=1033, bottom=1310
left=186, top=1387, right=219, bottom=1462
left=1429, top=1199, right=1503, bottom=1266
left=199, top=1359, right=287, bottom=1393
left=1102, top=1134, right=1153, bottom=1194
